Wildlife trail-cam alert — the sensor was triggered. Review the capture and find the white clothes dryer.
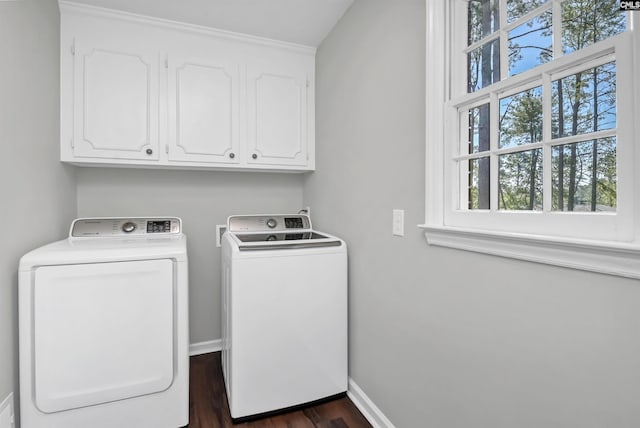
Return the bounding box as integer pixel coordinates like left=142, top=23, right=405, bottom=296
left=221, top=214, right=347, bottom=420
left=19, top=217, right=189, bottom=428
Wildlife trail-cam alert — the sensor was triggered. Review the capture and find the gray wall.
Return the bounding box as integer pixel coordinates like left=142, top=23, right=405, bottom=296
left=0, top=0, right=77, bottom=406
left=306, top=1, right=640, bottom=427
left=3, top=1, right=640, bottom=427
left=76, top=168, right=303, bottom=343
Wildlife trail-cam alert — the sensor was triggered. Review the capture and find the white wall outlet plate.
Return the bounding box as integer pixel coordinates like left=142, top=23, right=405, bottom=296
left=216, top=225, right=227, bottom=248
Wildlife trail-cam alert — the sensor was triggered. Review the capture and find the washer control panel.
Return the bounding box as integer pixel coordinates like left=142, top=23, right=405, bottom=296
left=228, top=214, right=311, bottom=233
left=266, top=218, right=278, bottom=229
left=70, top=217, right=181, bottom=237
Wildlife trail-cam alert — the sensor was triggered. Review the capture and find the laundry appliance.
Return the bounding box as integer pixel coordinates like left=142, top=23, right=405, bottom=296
left=221, top=214, right=347, bottom=419
left=19, top=217, right=189, bottom=428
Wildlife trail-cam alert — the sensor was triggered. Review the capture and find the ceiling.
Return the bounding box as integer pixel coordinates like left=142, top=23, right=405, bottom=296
left=67, top=0, right=354, bottom=47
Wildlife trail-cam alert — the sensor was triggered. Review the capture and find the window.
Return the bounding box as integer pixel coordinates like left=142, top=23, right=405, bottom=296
left=422, top=1, right=640, bottom=277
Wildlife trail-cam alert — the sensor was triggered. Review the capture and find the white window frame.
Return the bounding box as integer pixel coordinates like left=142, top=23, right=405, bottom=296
left=420, top=0, right=640, bottom=279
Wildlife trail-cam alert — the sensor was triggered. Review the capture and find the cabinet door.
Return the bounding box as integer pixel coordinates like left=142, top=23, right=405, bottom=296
left=247, top=62, right=309, bottom=167
left=168, top=55, right=240, bottom=164
left=72, top=40, right=159, bottom=160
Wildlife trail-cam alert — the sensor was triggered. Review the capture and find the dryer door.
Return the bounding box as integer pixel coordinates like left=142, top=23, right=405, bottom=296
left=32, top=259, right=174, bottom=413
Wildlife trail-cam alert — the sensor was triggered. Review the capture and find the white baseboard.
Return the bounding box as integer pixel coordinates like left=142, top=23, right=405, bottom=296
left=189, top=339, right=222, bottom=356
left=347, top=378, right=395, bottom=428
left=0, top=392, right=14, bottom=428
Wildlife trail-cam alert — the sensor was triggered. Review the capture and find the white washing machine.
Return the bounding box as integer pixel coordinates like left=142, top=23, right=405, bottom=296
left=19, top=217, right=189, bottom=428
left=221, top=214, right=347, bottom=419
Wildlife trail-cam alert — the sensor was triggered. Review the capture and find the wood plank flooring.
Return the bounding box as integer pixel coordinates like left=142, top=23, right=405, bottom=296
left=189, top=352, right=373, bottom=428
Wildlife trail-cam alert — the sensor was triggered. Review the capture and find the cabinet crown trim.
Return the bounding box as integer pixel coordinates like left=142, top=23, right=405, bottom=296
left=59, top=0, right=317, bottom=56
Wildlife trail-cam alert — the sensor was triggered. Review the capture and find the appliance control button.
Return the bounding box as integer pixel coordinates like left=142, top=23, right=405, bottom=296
left=267, top=234, right=277, bottom=241
left=122, top=222, right=137, bottom=233
left=266, top=218, right=278, bottom=229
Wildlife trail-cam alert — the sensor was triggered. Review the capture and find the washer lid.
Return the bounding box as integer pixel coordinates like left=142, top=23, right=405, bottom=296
left=226, top=214, right=343, bottom=251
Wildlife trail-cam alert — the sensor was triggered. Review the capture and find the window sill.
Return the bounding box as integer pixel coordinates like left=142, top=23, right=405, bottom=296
left=419, top=225, right=640, bottom=279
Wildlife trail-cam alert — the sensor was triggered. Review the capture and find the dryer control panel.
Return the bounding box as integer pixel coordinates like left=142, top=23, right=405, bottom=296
left=70, top=217, right=182, bottom=237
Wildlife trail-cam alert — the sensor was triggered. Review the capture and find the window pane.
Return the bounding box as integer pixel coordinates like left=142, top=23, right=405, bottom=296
left=507, top=0, right=547, bottom=24
left=499, top=86, right=543, bottom=149
left=469, top=157, right=490, bottom=209
left=499, top=149, right=543, bottom=210
left=468, top=0, right=499, bottom=45
left=508, top=10, right=553, bottom=76
left=552, top=61, right=616, bottom=139
left=552, top=138, right=616, bottom=211
left=468, top=39, right=500, bottom=92
left=562, top=0, right=626, bottom=54
left=469, top=104, right=490, bottom=154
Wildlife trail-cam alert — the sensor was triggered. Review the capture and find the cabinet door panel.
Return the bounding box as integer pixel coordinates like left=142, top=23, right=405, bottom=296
left=73, top=41, right=159, bottom=160
left=247, top=64, right=308, bottom=167
left=168, top=57, right=239, bottom=163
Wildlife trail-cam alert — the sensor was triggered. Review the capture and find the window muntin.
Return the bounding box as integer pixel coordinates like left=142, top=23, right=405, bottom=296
left=453, top=0, right=627, bottom=219
left=561, top=0, right=626, bottom=55
left=468, top=0, right=499, bottom=45
left=507, top=0, right=547, bottom=23
left=499, top=86, right=543, bottom=148
left=469, top=103, right=490, bottom=153
left=498, top=148, right=543, bottom=210
left=551, top=137, right=617, bottom=212
left=464, top=0, right=626, bottom=92
left=467, top=39, right=501, bottom=92
left=508, top=10, right=552, bottom=76
left=468, top=157, right=491, bottom=209
left=551, top=61, right=616, bottom=139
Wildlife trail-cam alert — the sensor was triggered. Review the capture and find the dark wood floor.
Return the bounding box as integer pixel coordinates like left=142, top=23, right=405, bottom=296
left=189, top=352, right=373, bottom=428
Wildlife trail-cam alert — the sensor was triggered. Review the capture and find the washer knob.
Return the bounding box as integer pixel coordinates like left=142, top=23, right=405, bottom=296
left=266, top=218, right=277, bottom=229
left=122, top=222, right=137, bottom=233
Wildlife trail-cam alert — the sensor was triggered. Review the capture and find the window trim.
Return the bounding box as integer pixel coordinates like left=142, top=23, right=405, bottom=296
left=421, top=0, right=640, bottom=278
left=421, top=224, right=640, bottom=280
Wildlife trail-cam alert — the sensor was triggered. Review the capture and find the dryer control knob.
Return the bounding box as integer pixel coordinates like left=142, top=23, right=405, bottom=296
left=122, top=222, right=137, bottom=233
left=266, top=218, right=278, bottom=229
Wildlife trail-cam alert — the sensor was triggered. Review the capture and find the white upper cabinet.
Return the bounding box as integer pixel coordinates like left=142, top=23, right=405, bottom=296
left=60, top=1, right=315, bottom=172
left=71, top=38, right=159, bottom=161
left=168, top=54, right=240, bottom=165
left=247, top=62, right=310, bottom=167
